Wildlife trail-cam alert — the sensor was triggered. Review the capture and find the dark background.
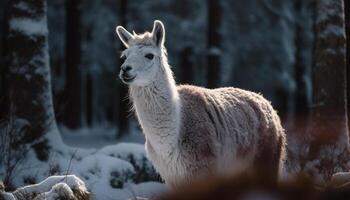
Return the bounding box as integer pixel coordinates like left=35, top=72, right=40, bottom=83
left=0, top=0, right=348, bottom=139
left=0, top=0, right=350, bottom=193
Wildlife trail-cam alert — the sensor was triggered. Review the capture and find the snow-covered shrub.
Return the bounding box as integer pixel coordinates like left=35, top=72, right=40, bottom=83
left=286, top=136, right=350, bottom=183
left=110, top=170, right=133, bottom=189
left=77, top=154, right=136, bottom=189
left=99, top=143, right=160, bottom=183
left=0, top=117, right=30, bottom=190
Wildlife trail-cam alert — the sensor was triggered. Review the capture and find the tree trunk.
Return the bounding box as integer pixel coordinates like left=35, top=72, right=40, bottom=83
left=179, top=47, right=194, bottom=84
left=207, top=0, right=221, bottom=88
left=294, top=0, right=311, bottom=134
left=0, top=0, right=9, bottom=120
left=117, top=0, right=129, bottom=137
left=308, top=0, right=349, bottom=179
left=85, top=73, right=93, bottom=126
left=64, top=0, right=82, bottom=129
left=7, top=0, right=57, bottom=161
left=344, top=0, right=350, bottom=135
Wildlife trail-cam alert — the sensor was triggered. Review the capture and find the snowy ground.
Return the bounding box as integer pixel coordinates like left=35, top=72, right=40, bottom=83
left=59, top=124, right=166, bottom=199
left=2, top=123, right=166, bottom=200
left=60, top=121, right=145, bottom=148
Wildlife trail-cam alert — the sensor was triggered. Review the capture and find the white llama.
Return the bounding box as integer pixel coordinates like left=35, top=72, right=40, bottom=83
left=116, top=20, right=286, bottom=187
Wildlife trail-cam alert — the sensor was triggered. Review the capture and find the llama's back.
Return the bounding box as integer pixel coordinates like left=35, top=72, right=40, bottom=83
left=177, top=85, right=286, bottom=179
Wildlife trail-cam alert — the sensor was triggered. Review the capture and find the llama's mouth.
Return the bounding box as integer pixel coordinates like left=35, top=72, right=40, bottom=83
left=121, top=75, right=136, bottom=83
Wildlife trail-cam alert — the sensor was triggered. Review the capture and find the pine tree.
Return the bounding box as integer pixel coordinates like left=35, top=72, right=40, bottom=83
left=7, top=0, right=58, bottom=161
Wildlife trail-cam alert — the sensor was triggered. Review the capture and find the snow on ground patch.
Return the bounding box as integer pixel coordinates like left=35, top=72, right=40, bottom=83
left=60, top=124, right=145, bottom=148
left=35, top=183, right=76, bottom=200
left=125, top=182, right=168, bottom=199
left=18, top=175, right=86, bottom=194
left=60, top=125, right=118, bottom=148
left=77, top=154, right=134, bottom=189
left=99, top=143, right=160, bottom=183
left=59, top=124, right=145, bottom=148
left=2, top=122, right=162, bottom=199
left=0, top=175, right=89, bottom=200
left=99, top=143, right=146, bottom=161
left=74, top=151, right=163, bottom=200
left=70, top=143, right=162, bottom=199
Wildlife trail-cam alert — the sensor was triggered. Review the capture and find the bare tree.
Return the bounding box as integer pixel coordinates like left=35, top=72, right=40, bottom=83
left=308, top=0, right=349, bottom=178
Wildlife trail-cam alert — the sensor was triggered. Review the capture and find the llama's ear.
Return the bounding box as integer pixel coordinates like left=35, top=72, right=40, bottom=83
left=116, top=26, right=134, bottom=48
left=152, top=20, right=165, bottom=47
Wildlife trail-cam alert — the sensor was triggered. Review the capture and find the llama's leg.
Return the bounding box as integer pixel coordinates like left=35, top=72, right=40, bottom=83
left=253, top=134, right=283, bottom=182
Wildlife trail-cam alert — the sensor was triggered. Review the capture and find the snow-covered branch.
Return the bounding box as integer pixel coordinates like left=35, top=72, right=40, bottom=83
left=0, top=175, right=90, bottom=200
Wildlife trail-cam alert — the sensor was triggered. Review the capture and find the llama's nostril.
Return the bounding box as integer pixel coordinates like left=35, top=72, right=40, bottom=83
left=122, top=65, right=132, bottom=72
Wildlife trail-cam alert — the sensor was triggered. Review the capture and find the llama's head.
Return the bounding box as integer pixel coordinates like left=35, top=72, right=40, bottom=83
left=116, top=20, right=166, bottom=86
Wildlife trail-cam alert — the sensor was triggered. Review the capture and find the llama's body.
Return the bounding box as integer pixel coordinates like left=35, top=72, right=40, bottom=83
left=116, top=20, right=286, bottom=187
left=131, top=84, right=285, bottom=187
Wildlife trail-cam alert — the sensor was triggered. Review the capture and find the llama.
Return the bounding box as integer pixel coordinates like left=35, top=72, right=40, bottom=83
left=116, top=20, right=286, bottom=187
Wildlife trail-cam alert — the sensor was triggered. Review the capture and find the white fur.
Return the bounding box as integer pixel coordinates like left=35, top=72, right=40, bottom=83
left=117, top=21, right=187, bottom=184
left=129, top=50, right=183, bottom=183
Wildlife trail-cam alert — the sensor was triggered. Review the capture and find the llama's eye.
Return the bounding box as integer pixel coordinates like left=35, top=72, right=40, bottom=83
left=120, top=55, right=126, bottom=63
left=145, top=54, right=154, bottom=60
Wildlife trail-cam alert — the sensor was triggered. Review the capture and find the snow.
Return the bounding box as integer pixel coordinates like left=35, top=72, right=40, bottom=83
left=35, top=183, right=75, bottom=200
left=0, top=175, right=89, bottom=200
left=74, top=151, right=165, bottom=200
left=124, top=182, right=167, bottom=199
left=316, top=0, right=343, bottom=23
left=60, top=125, right=120, bottom=148
left=208, top=47, right=222, bottom=56
left=60, top=124, right=145, bottom=148
left=77, top=154, right=134, bottom=198
left=15, top=175, right=86, bottom=195
left=14, top=2, right=33, bottom=13
left=319, top=24, right=344, bottom=38
left=9, top=18, right=48, bottom=36
left=89, top=182, right=166, bottom=200
left=0, top=192, right=15, bottom=200
left=99, top=143, right=146, bottom=160
left=7, top=147, right=164, bottom=199
left=2, top=125, right=164, bottom=200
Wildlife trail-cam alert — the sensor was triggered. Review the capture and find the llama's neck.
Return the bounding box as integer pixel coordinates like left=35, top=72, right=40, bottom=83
left=130, top=60, right=180, bottom=156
